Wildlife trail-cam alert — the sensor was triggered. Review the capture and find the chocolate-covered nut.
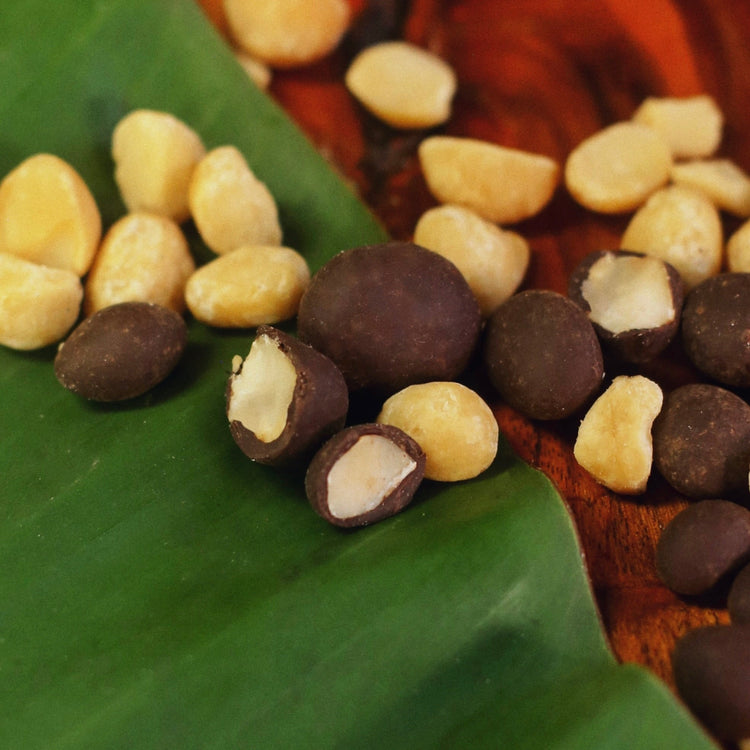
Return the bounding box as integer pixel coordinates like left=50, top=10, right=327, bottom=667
left=305, top=423, right=425, bottom=528
left=728, top=562, right=750, bottom=625
left=568, top=249, right=683, bottom=363
left=296, top=241, right=481, bottom=392
left=682, top=272, right=750, bottom=387
left=54, top=301, right=187, bottom=401
left=655, top=500, right=750, bottom=596
left=482, top=289, right=604, bottom=420
left=652, top=383, right=750, bottom=499
left=672, top=624, right=750, bottom=741
left=227, top=325, right=348, bottom=466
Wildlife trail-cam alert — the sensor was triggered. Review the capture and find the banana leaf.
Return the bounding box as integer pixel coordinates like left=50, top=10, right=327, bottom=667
left=0, top=1, right=716, bottom=747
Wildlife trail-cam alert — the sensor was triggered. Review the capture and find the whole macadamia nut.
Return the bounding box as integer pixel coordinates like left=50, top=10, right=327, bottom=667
left=728, top=562, right=750, bottom=625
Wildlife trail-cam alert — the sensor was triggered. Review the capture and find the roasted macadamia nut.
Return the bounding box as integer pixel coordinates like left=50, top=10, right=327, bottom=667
left=672, top=624, right=750, bottom=742
left=84, top=212, right=195, bottom=315
left=483, top=290, right=604, bottom=421
left=656, top=500, right=750, bottom=596
left=418, top=136, right=559, bottom=224
left=112, top=109, right=206, bottom=223
left=297, top=242, right=481, bottom=392
left=653, top=384, right=750, bottom=500
left=413, top=204, right=529, bottom=316
left=564, top=122, right=672, bottom=213
left=305, top=423, right=425, bottom=528
left=620, top=184, right=723, bottom=290
left=345, top=41, right=457, bottom=129
left=227, top=326, right=348, bottom=466
left=185, top=245, right=310, bottom=328
left=377, top=381, right=498, bottom=482
left=0, top=253, right=83, bottom=350
left=670, top=159, right=750, bottom=218
left=574, top=375, right=663, bottom=495
left=727, top=219, right=750, bottom=272
left=188, top=145, right=282, bottom=254
left=568, top=250, right=683, bottom=363
left=0, top=153, right=101, bottom=276
left=224, top=0, right=350, bottom=69
left=728, top=563, right=750, bottom=625
left=681, top=273, right=750, bottom=388
left=632, top=95, right=723, bottom=159
left=54, top=302, right=187, bottom=402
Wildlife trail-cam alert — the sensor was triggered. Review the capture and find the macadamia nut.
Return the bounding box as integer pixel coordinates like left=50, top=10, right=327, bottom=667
left=185, top=245, right=309, bottom=327
left=189, top=145, right=282, bottom=254
left=377, top=381, right=498, bottom=482
left=112, top=109, right=206, bottom=223
left=0, top=252, right=83, bottom=350
left=345, top=41, right=457, bottom=129
left=670, top=158, right=750, bottom=218
left=727, top=219, right=750, bottom=272
left=574, top=375, right=663, bottom=494
left=418, top=136, right=559, bottom=224
left=0, top=153, right=101, bottom=276
left=235, top=51, right=272, bottom=90
left=413, top=204, right=529, bottom=316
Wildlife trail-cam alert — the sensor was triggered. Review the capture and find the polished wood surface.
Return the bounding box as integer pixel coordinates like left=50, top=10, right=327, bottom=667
left=199, top=0, right=750, bottom=728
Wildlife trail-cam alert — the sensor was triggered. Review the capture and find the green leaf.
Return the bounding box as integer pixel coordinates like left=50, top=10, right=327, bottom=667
left=0, top=1, right=715, bottom=748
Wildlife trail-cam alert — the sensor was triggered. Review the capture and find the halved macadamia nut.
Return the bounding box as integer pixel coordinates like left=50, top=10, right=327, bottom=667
left=670, top=158, right=750, bottom=218
left=653, top=383, right=750, bottom=500
left=185, top=245, right=310, bottom=328
left=227, top=326, right=348, bottom=466
left=418, top=136, right=559, bottom=224
left=0, top=153, right=101, bottom=276
left=728, top=562, right=750, bottom=625
left=413, top=204, right=529, bottom=317
left=305, top=423, right=425, bottom=528
left=483, top=289, right=604, bottom=421
left=573, top=375, right=663, bottom=495
left=0, top=252, right=83, bottom=350
left=377, top=381, right=498, bottom=482
left=345, top=41, right=457, bottom=129
left=112, top=109, right=206, bottom=223
left=656, top=500, right=750, bottom=596
left=620, top=184, right=723, bottom=290
left=564, top=121, right=672, bottom=213
left=727, top=219, right=750, bottom=272
left=568, top=250, right=683, bottom=362
left=84, top=212, right=195, bottom=315
left=632, top=95, right=723, bottom=160
left=188, top=145, right=282, bottom=254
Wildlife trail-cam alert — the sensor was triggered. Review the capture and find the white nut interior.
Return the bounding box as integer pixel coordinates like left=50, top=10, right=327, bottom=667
left=581, top=253, right=675, bottom=334
left=326, top=435, right=416, bottom=520
left=227, top=333, right=297, bottom=442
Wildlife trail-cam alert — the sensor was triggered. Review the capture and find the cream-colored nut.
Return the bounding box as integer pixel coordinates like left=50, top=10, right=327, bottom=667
left=235, top=50, right=272, bottom=89
left=345, top=41, right=457, bottom=129
left=0, top=252, right=83, bottom=350
left=189, top=145, right=282, bottom=255
left=185, top=245, right=309, bottom=327
left=413, top=204, right=529, bottom=316
left=574, top=375, right=663, bottom=495
left=670, top=159, right=750, bottom=218
left=84, top=212, right=195, bottom=315
left=632, top=95, right=723, bottom=159
left=112, top=109, right=206, bottom=223
left=727, top=220, right=750, bottom=272
left=224, top=0, right=350, bottom=69
left=377, top=381, right=498, bottom=482
left=564, top=121, right=673, bottom=213
left=620, top=184, right=723, bottom=289
left=0, top=154, right=101, bottom=276
left=419, top=136, right=559, bottom=224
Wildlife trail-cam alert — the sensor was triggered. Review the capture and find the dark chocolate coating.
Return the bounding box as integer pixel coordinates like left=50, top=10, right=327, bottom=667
left=728, top=562, right=750, bottom=625
left=227, top=326, right=348, bottom=466
left=482, top=289, right=604, bottom=420
left=682, top=272, right=750, bottom=387
left=655, top=500, right=750, bottom=596
left=54, top=301, right=187, bottom=401
left=305, top=422, right=425, bottom=528
left=652, top=383, right=750, bottom=499
left=296, top=242, right=481, bottom=392
left=568, top=249, right=684, bottom=363
left=673, top=624, right=750, bottom=741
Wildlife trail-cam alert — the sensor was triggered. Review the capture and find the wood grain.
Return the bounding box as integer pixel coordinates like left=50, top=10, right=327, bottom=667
left=200, top=0, right=750, bottom=739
